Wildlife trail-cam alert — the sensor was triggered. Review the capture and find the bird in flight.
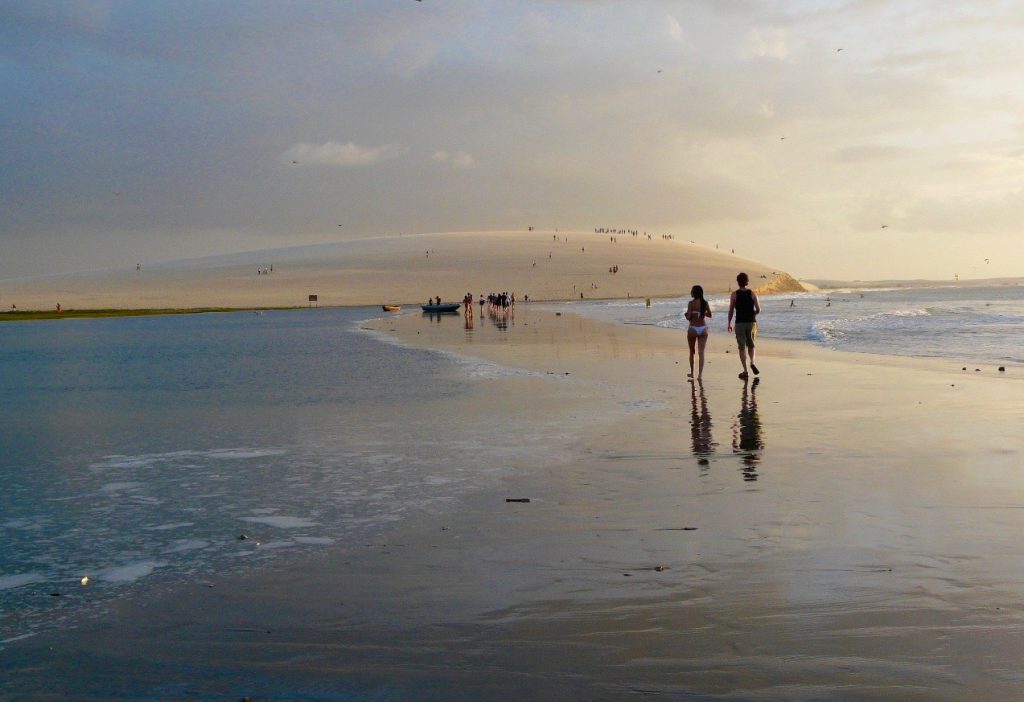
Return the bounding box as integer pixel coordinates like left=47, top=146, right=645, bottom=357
left=837, top=48, right=844, bottom=52
left=881, top=224, right=888, bottom=229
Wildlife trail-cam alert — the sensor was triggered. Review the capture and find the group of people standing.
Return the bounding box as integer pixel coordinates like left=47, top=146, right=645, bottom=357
left=479, top=292, right=517, bottom=310
left=686, top=272, right=761, bottom=381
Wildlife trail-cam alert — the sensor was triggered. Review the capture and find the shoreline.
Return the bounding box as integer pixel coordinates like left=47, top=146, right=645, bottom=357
left=7, top=305, right=1024, bottom=698
left=0, top=306, right=306, bottom=322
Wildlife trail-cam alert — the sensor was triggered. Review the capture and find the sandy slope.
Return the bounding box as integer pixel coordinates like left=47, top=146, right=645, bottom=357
left=0, top=230, right=803, bottom=311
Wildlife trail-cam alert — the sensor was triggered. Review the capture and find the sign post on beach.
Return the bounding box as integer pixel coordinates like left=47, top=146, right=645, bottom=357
left=308, top=294, right=318, bottom=308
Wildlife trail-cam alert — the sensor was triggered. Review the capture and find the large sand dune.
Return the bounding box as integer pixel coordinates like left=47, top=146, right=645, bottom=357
left=0, top=230, right=803, bottom=311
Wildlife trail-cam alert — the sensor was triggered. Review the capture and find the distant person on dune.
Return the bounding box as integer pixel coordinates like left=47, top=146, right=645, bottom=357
left=727, top=272, right=761, bottom=380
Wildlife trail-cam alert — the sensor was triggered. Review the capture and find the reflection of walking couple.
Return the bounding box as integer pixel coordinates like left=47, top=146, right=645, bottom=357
left=689, top=377, right=764, bottom=479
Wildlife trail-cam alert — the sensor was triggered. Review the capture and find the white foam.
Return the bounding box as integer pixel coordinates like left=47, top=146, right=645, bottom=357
left=91, top=447, right=287, bottom=472
left=162, top=539, right=210, bottom=554
left=208, top=448, right=287, bottom=460
left=1, top=632, right=38, bottom=646
left=97, top=560, right=165, bottom=583
left=256, top=540, right=294, bottom=550
left=145, top=522, right=194, bottom=531
left=2, top=519, right=35, bottom=529
left=356, top=321, right=539, bottom=380
left=0, top=573, right=46, bottom=591
left=239, top=515, right=318, bottom=528
left=100, top=482, right=143, bottom=493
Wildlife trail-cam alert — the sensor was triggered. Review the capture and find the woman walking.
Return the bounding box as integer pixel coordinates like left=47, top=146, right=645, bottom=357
left=686, top=284, right=712, bottom=380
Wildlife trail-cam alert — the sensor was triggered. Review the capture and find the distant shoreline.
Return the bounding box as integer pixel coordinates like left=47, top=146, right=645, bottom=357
left=806, top=277, right=1024, bottom=290
left=0, top=306, right=303, bottom=322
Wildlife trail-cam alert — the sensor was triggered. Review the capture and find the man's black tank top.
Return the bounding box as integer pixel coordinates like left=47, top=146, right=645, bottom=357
left=735, top=289, right=755, bottom=323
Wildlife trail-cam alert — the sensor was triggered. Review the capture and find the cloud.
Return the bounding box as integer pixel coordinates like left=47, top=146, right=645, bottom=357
left=831, top=144, right=917, bottom=163
left=451, top=152, right=475, bottom=169
left=666, top=14, right=684, bottom=43
left=743, top=27, right=789, bottom=60
left=432, top=150, right=475, bottom=169
left=281, top=141, right=401, bottom=167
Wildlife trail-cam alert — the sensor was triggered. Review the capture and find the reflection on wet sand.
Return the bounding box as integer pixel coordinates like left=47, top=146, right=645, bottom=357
left=487, top=305, right=514, bottom=330
left=424, top=310, right=459, bottom=323
left=732, top=377, right=764, bottom=480
left=689, top=380, right=715, bottom=462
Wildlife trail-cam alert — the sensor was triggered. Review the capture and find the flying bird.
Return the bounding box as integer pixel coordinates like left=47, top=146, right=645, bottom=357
left=837, top=48, right=844, bottom=52
left=881, top=224, right=888, bottom=229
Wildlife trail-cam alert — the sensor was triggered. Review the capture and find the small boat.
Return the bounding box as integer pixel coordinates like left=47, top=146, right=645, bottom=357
left=421, top=303, right=461, bottom=313
left=382, top=305, right=401, bottom=312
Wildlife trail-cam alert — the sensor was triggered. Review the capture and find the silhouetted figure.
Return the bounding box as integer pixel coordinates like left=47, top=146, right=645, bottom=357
left=690, top=380, right=714, bottom=460
left=733, top=377, right=764, bottom=481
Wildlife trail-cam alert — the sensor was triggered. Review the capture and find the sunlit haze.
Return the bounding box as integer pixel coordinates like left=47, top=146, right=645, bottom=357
left=2, top=1, right=1022, bottom=280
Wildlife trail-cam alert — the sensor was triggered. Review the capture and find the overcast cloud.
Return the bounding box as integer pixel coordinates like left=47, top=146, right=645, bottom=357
left=2, top=0, right=1023, bottom=279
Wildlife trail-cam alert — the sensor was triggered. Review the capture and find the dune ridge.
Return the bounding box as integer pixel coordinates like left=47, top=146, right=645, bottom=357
left=0, top=230, right=804, bottom=311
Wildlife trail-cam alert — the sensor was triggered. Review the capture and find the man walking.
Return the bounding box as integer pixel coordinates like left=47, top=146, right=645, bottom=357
left=727, top=272, right=761, bottom=380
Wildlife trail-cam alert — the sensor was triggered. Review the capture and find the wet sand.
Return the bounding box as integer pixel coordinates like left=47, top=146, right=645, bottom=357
left=7, top=306, right=1024, bottom=700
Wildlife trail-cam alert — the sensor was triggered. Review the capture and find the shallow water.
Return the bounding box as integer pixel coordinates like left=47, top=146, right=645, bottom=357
left=0, top=308, right=567, bottom=643
left=5, top=302, right=1024, bottom=700
left=569, top=285, right=1024, bottom=365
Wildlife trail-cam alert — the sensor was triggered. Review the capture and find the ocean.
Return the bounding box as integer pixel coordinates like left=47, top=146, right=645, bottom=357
left=0, top=307, right=560, bottom=645
left=569, top=284, right=1024, bottom=367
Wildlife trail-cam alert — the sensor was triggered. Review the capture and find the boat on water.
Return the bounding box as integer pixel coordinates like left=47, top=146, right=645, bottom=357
left=382, top=305, right=401, bottom=312
left=421, top=303, right=461, bottom=313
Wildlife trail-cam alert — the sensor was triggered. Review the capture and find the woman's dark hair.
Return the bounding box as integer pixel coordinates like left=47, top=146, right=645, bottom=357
left=736, top=272, right=749, bottom=287
left=691, top=284, right=709, bottom=317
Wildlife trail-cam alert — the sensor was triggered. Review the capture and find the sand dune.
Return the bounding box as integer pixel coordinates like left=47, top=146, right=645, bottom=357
left=0, top=230, right=804, bottom=311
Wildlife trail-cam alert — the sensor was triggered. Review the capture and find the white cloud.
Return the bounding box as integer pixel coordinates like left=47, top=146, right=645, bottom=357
left=432, top=150, right=474, bottom=169
left=281, top=141, right=401, bottom=167
left=451, top=151, right=475, bottom=169
left=744, top=28, right=789, bottom=60
left=667, top=15, right=684, bottom=43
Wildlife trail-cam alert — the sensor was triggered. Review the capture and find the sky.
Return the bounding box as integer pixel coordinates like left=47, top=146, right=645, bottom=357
left=2, top=0, right=1023, bottom=281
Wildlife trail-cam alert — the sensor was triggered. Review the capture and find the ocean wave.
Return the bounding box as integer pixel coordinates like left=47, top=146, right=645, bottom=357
left=90, top=447, right=287, bottom=472
left=0, top=573, right=46, bottom=591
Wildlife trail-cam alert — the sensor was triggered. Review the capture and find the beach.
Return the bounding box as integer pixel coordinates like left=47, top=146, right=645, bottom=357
left=5, top=299, right=1024, bottom=700
left=0, top=230, right=802, bottom=312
